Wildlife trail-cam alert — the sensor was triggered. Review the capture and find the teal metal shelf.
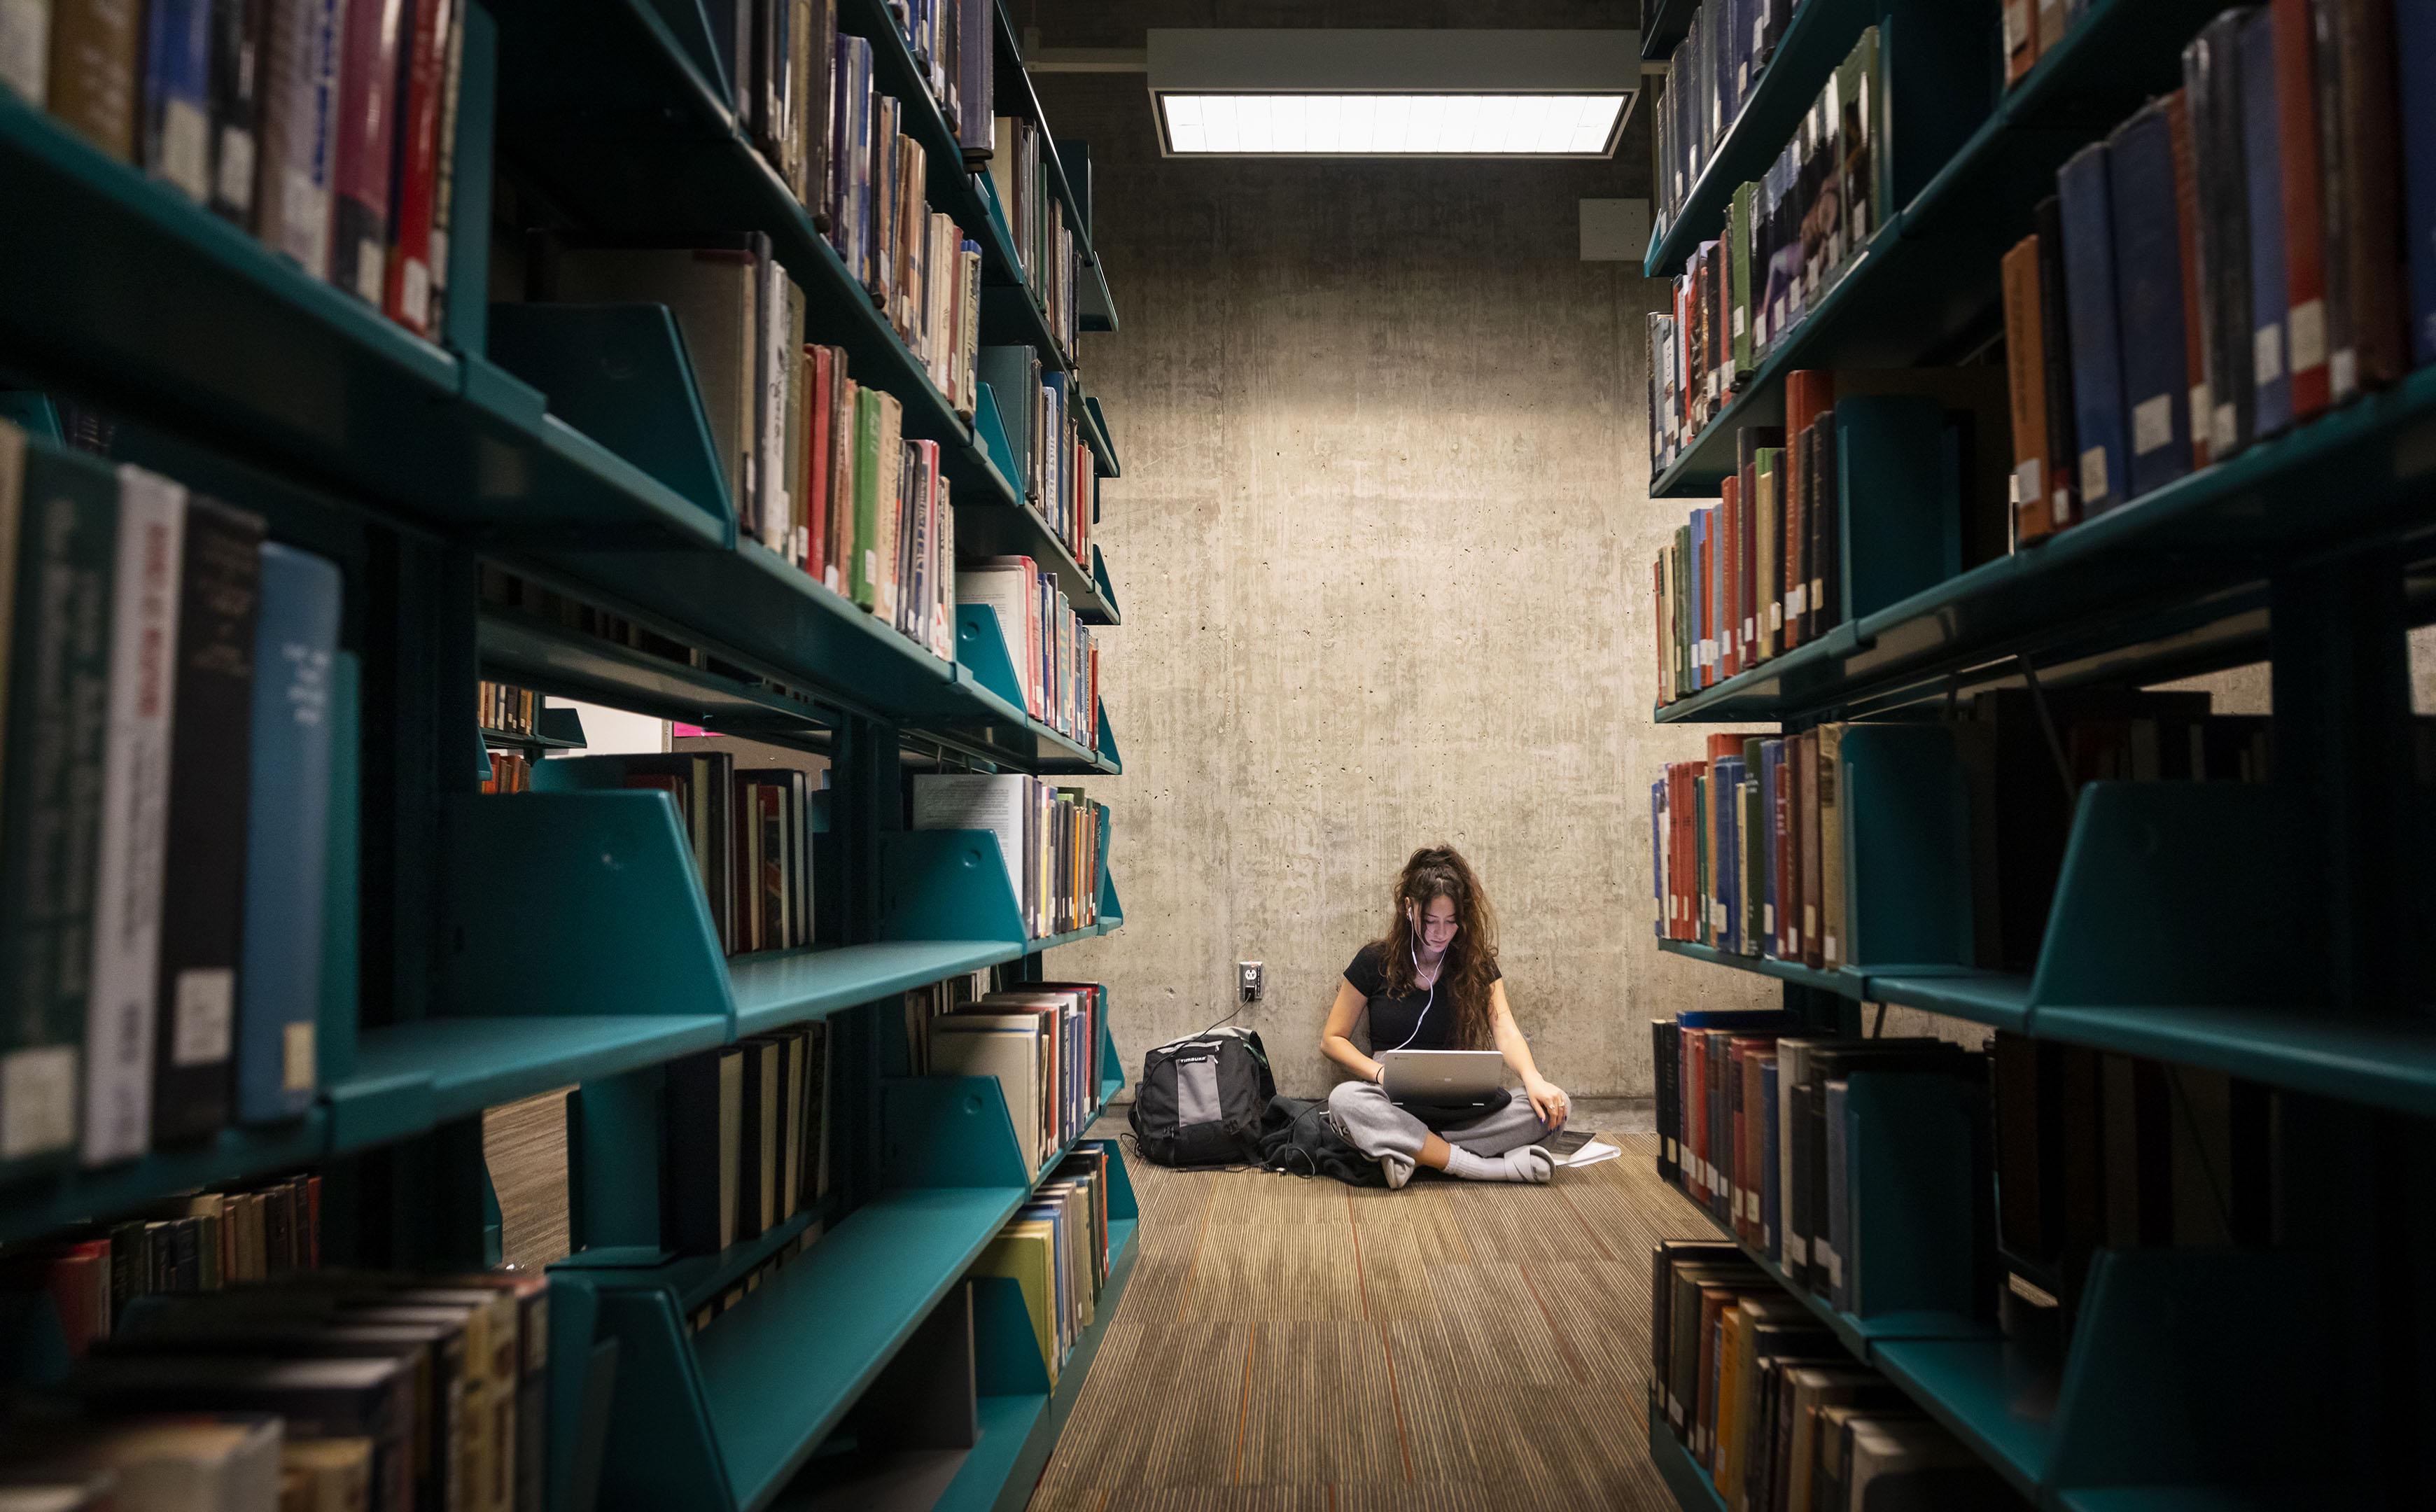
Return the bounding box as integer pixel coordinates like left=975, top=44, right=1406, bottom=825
left=1649, top=0, right=2235, bottom=496
left=0, top=1114, right=331, bottom=1249
left=330, top=1014, right=729, bottom=1152
left=2026, top=1005, right=2436, bottom=1123
left=1655, top=941, right=2038, bottom=1031
left=991, top=0, right=1120, bottom=335
left=956, top=489, right=1116, bottom=625
left=1656, top=939, right=1865, bottom=998
left=1873, top=1336, right=2057, bottom=1499
left=696, top=1186, right=1025, bottom=1508
left=1656, top=365, right=2436, bottom=723
left=1075, top=384, right=1120, bottom=479
left=1646, top=1410, right=1728, bottom=1512
left=732, top=941, right=1022, bottom=1037
left=1644, top=0, right=1882, bottom=279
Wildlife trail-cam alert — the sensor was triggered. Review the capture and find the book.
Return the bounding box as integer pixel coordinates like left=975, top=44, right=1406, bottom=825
left=2056, top=142, right=2129, bottom=516
left=2033, top=195, right=2082, bottom=531
left=382, top=0, right=451, bottom=336
left=2314, top=0, right=2408, bottom=399
left=47, top=0, right=142, bottom=160
left=2106, top=99, right=2194, bottom=500
left=2165, top=89, right=2212, bottom=469
left=258, top=0, right=347, bottom=281
left=482, top=1086, right=573, bottom=1271
left=152, top=496, right=265, bottom=1147
left=141, top=0, right=213, bottom=200
left=2238, top=8, right=2294, bottom=438
left=2001, top=234, right=2054, bottom=545
left=2271, top=0, right=2330, bottom=421
left=2185, top=14, right=2255, bottom=458
left=2390, top=0, right=2436, bottom=368
left=328, top=0, right=400, bottom=304
left=664, top=1044, right=743, bottom=1254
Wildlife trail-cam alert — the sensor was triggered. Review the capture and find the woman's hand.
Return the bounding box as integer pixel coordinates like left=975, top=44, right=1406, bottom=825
left=1524, top=1075, right=1570, bottom=1128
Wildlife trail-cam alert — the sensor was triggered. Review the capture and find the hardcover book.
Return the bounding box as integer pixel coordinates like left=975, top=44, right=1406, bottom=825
left=2056, top=143, right=2129, bottom=514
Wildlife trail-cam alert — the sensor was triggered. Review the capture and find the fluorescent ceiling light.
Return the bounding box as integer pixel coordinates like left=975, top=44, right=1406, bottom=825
left=1147, top=29, right=1639, bottom=159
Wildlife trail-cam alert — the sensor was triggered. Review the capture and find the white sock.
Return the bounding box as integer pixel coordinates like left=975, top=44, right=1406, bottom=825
left=1444, top=1145, right=1554, bottom=1184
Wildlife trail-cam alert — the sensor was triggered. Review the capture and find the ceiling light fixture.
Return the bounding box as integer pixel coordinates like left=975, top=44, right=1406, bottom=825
left=1145, top=29, right=1639, bottom=159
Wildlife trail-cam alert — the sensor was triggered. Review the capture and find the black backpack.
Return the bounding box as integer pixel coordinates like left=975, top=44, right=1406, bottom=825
left=1130, top=1026, right=1275, bottom=1168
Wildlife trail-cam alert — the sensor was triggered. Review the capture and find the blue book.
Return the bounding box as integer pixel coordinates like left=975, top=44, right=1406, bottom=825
left=1761, top=1058, right=1781, bottom=1260
left=142, top=0, right=213, bottom=202
left=1824, top=1078, right=1851, bottom=1312
left=237, top=544, right=343, bottom=1123
left=1759, top=738, right=1782, bottom=958
left=2056, top=142, right=2129, bottom=514
left=2400, top=0, right=2436, bottom=367
left=2106, top=100, right=2193, bottom=500
left=2238, top=9, right=2292, bottom=438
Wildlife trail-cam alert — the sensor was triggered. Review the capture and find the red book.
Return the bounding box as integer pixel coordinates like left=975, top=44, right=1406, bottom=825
left=382, top=0, right=452, bottom=336
left=1720, top=476, right=1742, bottom=678
left=331, top=0, right=405, bottom=304
left=802, top=346, right=834, bottom=578
left=1781, top=372, right=1835, bottom=650
left=2271, top=0, right=2329, bottom=419
left=1738, top=442, right=1760, bottom=667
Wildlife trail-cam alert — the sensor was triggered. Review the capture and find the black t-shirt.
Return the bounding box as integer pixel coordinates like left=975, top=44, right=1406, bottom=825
left=1345, top=941, right=1499, bottom=1053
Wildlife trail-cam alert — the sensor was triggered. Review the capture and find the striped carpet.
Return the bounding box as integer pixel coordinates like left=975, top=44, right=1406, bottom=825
left=1028, top=1124, right=1709, bottom=1512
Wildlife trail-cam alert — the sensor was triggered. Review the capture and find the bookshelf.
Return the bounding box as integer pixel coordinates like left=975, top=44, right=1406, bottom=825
left=0, top=0, right=1135, bottom=1506
left=1642, top=1, right=2435, bottom=1508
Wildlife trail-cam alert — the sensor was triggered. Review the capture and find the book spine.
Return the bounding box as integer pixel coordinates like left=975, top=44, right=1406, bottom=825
left=424, top=0, right=462, bottom=334
left=206, top=0, right=267, bottom=227
left=82, top=465, right=187, bottom=1166
left=2271, top=0, right=2330, bottom=419
left=151, top=497, right=265, bottom=1147
left=237, top=542, right=340, bottom=1124
left=850, top=386, right=881, bottom=609
left=2395, top=0, right=2436, bottom=368
left=257, top=0, right=344, bottom=281
left=2165, top=90, right=2212, bottom=468
left=143, top=0, right=213, bottom=199
left=2107, top=102, right=2194, bottom=501
left=2238, top=10, right=2293, bottom=438
left=2057, top=144, right=2130, bottom=516
left=1, top=0, right=49, bottom=102
left=2001, top=235, right=2052, bottom=546
left=2185, top=16, right=2255, bottom=458
left=2323, top=0, right=2406, bottom=395
left=0, top=433, right=113, bottom=1172
left=328, top=0, right=400, bottom=304
left=380, top=0, right=447, bottom=337
left=48, top=0, right=143, bottom=160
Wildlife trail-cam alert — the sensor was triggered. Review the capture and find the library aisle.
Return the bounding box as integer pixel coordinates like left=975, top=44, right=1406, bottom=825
left=1030, top=1121, right=1695, bottom=1512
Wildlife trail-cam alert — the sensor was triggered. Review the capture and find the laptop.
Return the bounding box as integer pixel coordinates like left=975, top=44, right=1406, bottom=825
left=1378, top=1049, right=1506, bottom=1103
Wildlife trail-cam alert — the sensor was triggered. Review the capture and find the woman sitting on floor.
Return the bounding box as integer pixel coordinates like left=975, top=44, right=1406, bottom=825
left=1320, top=846, right=1569, bottom=1186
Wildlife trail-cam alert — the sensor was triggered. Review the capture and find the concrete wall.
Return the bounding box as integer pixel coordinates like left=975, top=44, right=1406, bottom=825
left=1031, top=2, right=1779, bottom=1101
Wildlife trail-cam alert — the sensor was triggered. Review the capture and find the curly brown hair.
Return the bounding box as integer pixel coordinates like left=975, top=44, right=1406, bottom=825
left=1370, top=846, right=1500, bottom=1051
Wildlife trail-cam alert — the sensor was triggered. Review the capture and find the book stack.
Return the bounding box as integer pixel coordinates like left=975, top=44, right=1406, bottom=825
left=975, top=347, right=1094, bottom=566
left=924, top=982, right=1105, bottom=1173
left=1649, top=1238, right=2015, bottom=1511
left=26, top=1266, right=554, bottom=1512
left=1651, top=696, right=2273, bottom=972
left=2001, top=1, right=2436, bottom=544
left=476, top=682, right=537, bottom=738
left=1988, top=1031, right=2271, bottom=1359
left=0, top=423, right=349, bottom=1173
left=529, top=754, right=820, bottom=958
left=1648, top=28, right=1891, bottom=475
left=1651, top=1, right=1800, bottom=261
left=972, top=1141, right=1119, bottom=1387
left=902, top=969, right=988, bottom=1074
left=2001, top=0, right=2078, bottom=85
left=911, top=774, right=1105, bottom=941
left=986, top=115, right=1084, bottom=353
left=5, top=0, right=471, bottom=336
left=955, top=556, right=1099, bottom=746
left=662, top=1021, right=832, bottom=1257
left=0, top=1172, right=321, bottom=1360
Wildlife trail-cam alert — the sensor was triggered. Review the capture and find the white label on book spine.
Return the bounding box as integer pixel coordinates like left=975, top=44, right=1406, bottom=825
left=0, top=0, right=50, bottom=101
left=1787, top=584, right=1805, bottom=617
left=1764, top=904, right=1774, bottom=931
left=1825, top=1247, right=1841, bottom=1287
left=216, top=125, right=256, bottom=215
left=2212, top=402, right=2238, bottom=457
left=2288, top=298, right=2327, bottom=372
left=0, top=1046, right=76, bottom=1159
left=2003, top=0, right=2030, bottom=53
left=2330, top=348, right=2358, bottom=401
left=1769, top=603, right=1782, bottom=631
left=172, top=968, right=236, bottom=1067
left=356, top=241, right=384, bottom=304
left=1732, top=307, right=1746, bottom=338
left=1787, top=1233, right=1807, bottom=1266
left=2078, top=445, right=2108, bottom=502
left=162, top=98, right=210, bottom=202
left=2253, top=321, right=2284, bottom=385
left=283, top=1022, right=317, bottom=1091
left=2130, top=393, right=2174, bottom=456
left=2013, top=458, right=2040, bottom=512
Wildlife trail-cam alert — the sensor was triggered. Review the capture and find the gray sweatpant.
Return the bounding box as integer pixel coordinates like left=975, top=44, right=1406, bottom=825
left=1325, top=1079, right=1560, bottom=1186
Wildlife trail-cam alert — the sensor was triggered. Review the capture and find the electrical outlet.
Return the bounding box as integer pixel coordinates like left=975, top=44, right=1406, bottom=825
left=1238, top=961, right=1264, bottom=1003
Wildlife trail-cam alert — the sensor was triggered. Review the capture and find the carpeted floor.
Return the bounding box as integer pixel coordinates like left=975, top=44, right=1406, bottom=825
left=1027, top=1122, right=1708, bottom=1511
